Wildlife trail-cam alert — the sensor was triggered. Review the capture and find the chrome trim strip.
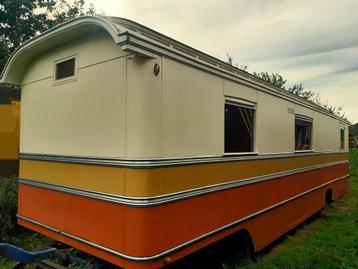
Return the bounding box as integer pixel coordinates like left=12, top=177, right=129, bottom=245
left=60, top=231, right=138, bottom=261
left=17, top=174, right=349, bottom=261
left=19, top=151, right=349, bottom=168
left=18, top=160, right=349, bottom=207
left=16, top=215, right=60, bottom=233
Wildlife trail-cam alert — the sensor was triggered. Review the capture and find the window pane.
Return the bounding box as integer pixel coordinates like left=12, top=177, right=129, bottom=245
left=225, top=103, right=254, bottom=153
left=295, top=118, right=312, bottom=150
left=56, top=58, right=75, bottom=80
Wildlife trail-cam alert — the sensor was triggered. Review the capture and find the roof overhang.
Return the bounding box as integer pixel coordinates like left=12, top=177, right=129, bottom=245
left=0, top=16, right=122, bottom=85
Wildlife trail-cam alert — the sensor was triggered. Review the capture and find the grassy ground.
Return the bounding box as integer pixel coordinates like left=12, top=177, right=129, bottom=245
left=1, top=149, right=358, bottom=269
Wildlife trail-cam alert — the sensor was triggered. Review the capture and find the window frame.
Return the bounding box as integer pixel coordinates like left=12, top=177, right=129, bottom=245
left=294, top=114, right=313, bottom=152
left=224, top=97, right=257, bottom=156
left=53, top=55, right=78, bottom=85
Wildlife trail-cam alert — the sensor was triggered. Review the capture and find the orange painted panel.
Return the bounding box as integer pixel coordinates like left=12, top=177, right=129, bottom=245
left=18, top=163, right=349, bottom=268
left=123, top=164, right=348, bottom=256
left=18, top=184, right=125, bottom=252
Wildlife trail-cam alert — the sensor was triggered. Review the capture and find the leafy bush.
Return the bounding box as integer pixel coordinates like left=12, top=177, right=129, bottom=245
left=0, top=176, right=19, bottom=239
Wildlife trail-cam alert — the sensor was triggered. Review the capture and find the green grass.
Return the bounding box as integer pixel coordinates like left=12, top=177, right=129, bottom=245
left=238, top=148, right=358, bottom=269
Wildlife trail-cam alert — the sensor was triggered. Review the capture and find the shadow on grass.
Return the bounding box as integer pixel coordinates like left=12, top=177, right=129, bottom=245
left=166, top=230, right=254, bottom=269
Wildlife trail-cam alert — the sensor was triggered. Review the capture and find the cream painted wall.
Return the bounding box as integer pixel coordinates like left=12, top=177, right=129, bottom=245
left=126, top=56, right=162, bottom=158
left=161, top=58, right=224, bottom=157
left=256, top=92, right=295, bottom=154
left=224, top=80, right=258, bottom=103
left=22, top=32, right=128, bottom=85
left=19, top=29, right=346, bottom=159
left=20, top=31, right=128, bottom=157
left=294, top=104, right=314, bottom=119
left=312, top=112, right=340, bottom=151
left=158, top=57, right=344, bottom=157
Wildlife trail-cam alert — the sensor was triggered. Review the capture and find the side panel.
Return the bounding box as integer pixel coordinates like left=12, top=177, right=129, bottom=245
left=294, top=104, right=314, bottom=119
left=256, top=92, right=294, bottom=154
left=126, top=56, right=162, bottom=158
left=161, top=58, right=224, bottom=157
left=223, top=80, right=258, bottom=103
left=21, top=32, right=128, bottom=85
left=20, top=33, right=127, bottom=158
left=313, top=112, right=340, bottom=152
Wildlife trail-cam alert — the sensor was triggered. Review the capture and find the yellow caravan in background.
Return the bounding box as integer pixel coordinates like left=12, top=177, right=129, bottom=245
left=0, top=84, right=20, bottom=176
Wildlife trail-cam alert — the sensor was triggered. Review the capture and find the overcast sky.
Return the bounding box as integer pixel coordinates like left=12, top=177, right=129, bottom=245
left=88, top=0, right=358, bottom=123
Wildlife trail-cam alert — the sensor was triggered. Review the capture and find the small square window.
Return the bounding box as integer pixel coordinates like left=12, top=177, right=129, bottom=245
left=55, top=58, right=75, bottom=80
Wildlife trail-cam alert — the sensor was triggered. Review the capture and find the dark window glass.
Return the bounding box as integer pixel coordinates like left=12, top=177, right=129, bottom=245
left=225, top=103, right=254, bottom=153
left=340, top=127, right=345, bottom=149
left=56, top=58, right=75, bottom=80
left=295, top=118, right=312, bottom=150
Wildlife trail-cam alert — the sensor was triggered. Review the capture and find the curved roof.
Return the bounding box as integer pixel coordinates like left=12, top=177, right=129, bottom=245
left=0, top=16, right=349, bottom=124
left=0, top=16, right=121, bottom=85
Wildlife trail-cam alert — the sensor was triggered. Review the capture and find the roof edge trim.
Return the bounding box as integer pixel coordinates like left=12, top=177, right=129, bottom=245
left=0, top=16, right=121, bottom=84
left=118, top=32, right=350, bottom=124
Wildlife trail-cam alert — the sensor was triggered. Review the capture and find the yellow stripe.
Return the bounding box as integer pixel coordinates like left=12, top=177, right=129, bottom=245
left=20, top=160, right=126, bottom=195
left=20, top=153, right=348, bottom=197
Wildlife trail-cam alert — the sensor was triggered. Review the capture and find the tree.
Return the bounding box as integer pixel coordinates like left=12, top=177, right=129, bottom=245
left=226, top=53, right=248, bottom=71
left=287, top=83, right=314, bottom=100
left=253, top=72, right=287, bottom=89
left=0, top=0, right=99, bottom=73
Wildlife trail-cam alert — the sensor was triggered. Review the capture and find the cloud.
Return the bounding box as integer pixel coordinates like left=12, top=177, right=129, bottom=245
left=89, top=0, right=358, bottom=122
left=329, top=63, right=358, bottom=75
